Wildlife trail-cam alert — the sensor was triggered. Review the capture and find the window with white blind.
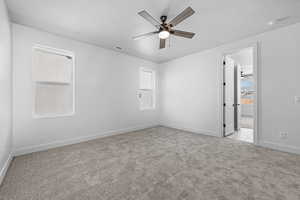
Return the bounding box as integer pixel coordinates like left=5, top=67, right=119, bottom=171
left=138, top=68, right=155, bottom=110
left=32, top=45, right=75, bottom=118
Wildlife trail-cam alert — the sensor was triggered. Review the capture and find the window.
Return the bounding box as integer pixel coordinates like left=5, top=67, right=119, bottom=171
left=32, top=45, right=75, bottom=118
left=138, top=68, right=155, bottom=110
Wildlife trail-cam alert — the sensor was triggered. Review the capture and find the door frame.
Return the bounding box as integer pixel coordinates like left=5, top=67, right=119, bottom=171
left=219, top=42, right=259, bottom=145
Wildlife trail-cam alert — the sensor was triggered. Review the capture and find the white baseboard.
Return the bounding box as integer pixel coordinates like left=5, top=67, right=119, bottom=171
left=160, top=122, right=218, bottom=137
left=12, top=123, right=300, bottom=158
left=162, top=124, right=300, bottom=155
left=0, top=153, right=13, bottom=186
left=14, top=124, right=159, bottom=156
left=259, top=141, right=300, bottom=155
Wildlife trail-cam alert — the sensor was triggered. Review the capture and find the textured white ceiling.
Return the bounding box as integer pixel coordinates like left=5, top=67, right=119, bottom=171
left=6, top=0, right=300, bottom=63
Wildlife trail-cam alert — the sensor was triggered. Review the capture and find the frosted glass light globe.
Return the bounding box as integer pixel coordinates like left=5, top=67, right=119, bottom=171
left=158, top=31, right=170, bottom=39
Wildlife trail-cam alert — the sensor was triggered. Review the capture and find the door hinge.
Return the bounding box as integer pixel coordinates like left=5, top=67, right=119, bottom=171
left=223, top=124, right=226, bottom=128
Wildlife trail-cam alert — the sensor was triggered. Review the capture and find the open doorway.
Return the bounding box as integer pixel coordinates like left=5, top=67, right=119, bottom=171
left=223, top=46, right=256, bottom=143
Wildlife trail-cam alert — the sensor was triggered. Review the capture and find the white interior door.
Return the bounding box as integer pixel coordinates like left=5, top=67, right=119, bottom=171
left=235, top=65, right=241, bottom=130
left=224, top=57, right=235, bottom=136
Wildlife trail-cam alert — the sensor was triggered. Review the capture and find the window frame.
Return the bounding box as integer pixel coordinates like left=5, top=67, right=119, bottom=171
left=139, top=67, right=156, bottom=110
left=32, top=44, right=76, bottom=119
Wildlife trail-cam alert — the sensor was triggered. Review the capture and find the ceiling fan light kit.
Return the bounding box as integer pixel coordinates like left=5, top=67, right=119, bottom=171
left=134, top=6, right=196, bottom=49
left=158, top=30, right=170, bottom=39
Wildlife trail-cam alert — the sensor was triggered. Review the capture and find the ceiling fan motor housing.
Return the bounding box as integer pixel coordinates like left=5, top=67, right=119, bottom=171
left=160, top=15, right=167, bottom=23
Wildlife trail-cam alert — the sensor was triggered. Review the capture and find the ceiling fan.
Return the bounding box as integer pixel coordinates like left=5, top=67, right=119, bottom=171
left=133, top=7, right=196, bottom=49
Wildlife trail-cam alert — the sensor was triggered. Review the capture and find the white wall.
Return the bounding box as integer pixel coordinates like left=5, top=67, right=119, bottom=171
left=159, top=49, right=220, bottom=136
left=12, top=24, right=159, bottom=155
left=0, top=0, right=12, bottom=183
left=159, top=23, right=300, bottom=154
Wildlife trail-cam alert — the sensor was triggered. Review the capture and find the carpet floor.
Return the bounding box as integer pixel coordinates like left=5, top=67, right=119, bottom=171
left=0, top=127, right=299, bottom=200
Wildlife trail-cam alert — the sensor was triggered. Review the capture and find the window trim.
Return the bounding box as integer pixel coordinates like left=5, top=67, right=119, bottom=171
left=139, top=67, right=156, bottom=111
left=32, top=44, right=76, bottom=119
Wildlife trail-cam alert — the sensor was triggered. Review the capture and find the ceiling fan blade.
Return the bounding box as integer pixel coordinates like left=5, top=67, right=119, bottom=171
left=132, top=31, right=159, bottom=40
left=171, top=30, right=195, bottom=38
left=138, top=10, right=161, bottom=29
left=159, top=39, right=166, bottom=49
left=169, top=7, right=195, bottom=27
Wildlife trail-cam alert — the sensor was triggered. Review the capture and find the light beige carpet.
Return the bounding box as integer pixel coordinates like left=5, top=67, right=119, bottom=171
left=0, top=127, right=299, bottom=200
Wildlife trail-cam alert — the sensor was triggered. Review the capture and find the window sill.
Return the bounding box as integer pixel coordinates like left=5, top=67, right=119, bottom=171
left=140, top=107, right=155, bottom=111
left=35, top=81, right=71, bottom=85
left=33, top=112, right=75, bottom=119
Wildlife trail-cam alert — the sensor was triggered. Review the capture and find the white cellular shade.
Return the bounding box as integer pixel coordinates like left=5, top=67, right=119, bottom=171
left=139, top=68, right=155, bottom=110
left=33, top=46, right=74, bottom=117
left=33, top=49, right=72, bottom=83
left=35, top=83, right=73, bottom=116
left=140, top=70, right=153, bottom=90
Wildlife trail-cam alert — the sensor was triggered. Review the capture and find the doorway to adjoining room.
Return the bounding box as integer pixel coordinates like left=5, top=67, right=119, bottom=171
left=223, top=47, right=256, bottom=143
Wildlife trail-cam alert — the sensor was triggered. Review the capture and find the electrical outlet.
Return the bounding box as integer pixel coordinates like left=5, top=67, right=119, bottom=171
left=280, top=132, right=288, bottom=139
left=295, top=96, right=300, bottom=104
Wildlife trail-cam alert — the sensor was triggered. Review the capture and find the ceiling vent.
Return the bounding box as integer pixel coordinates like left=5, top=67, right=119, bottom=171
left=268, top=16, right=291, bottom=25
